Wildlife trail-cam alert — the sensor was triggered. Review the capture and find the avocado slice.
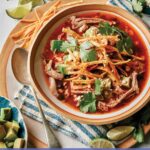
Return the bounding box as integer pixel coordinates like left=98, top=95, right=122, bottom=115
left=13, top=138, right=25, bottom=148
left=0, top=142, right=7, bottom=148
left=4, top=128, right=18, bottom=141
left=0, top=108, right=11, bottom=121
left=0, top=125, right=6, bottom=140
left=4, top=121, right=20, bottom=133
left=4, top=121, right=13, bottom=131
left=6, top=141, right=14, bottom=148
left=12, top=121, right=20, bottom=133
left=0, top=119, right=6, bottom=124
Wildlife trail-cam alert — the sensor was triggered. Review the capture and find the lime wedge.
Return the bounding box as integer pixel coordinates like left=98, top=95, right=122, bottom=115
left=19, top=0, right=44, bottom=8
left=107, top=126, right=135, bottom=141
left=6, top=2, right=32, bottom=19
left=90, top=138, right=115, bottom=148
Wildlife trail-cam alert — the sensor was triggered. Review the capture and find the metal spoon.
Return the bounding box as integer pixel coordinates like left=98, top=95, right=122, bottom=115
left=11, top=48, right=61, bottom=148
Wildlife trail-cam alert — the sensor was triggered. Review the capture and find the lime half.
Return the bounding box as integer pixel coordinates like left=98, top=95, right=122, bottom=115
left=19, top=0, right=44, bottom=8
left=107, top=126, right=135, bottom=141
left=6, top=2, right=32, bottom=19
left=90, top=138, right=115, bottom=148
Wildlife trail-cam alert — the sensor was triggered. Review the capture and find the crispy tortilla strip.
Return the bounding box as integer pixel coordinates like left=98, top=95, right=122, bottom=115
left=21, top=19, right=37, bottom=23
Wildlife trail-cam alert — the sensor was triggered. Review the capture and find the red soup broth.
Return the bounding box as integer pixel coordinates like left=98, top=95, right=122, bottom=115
left=42, top=12, right=149, bottom=114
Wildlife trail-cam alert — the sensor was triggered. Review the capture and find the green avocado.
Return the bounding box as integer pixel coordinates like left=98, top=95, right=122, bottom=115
left=4, top=121, right=13, bottom=131
left=4, top=121, right=20, bottom=133
left=13, top=138, right=25, bottom=148
left=0, top=142, right=7, bottom=148
left=0, top=119, right=6, bottom=124
left=12, top=121, right=20, bottom=133
left=0, top=108, right=11, bottom=121
left=4, top=128, right=18, bottom=141
left=0, top=125, right=6, bottom=140
left=6, top=141, right=14, bottom=148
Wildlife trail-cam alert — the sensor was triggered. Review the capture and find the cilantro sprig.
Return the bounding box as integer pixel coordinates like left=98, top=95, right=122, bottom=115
left=80, top=41, right=97, bottom=62
left=99, top=22, right=133, bottom=54
left=79, top=92, right=97, bottom=113
left=60, top=36, right=77, bottom=52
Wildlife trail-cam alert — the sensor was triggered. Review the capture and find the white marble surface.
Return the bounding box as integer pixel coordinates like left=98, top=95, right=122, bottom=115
left=0, top=0, right=150, bottom=148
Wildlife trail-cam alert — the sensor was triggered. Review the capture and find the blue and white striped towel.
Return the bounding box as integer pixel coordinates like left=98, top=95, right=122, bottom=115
left=14, top=0, right=150, bottom=146
left=15, top=85, right=110, bottom=145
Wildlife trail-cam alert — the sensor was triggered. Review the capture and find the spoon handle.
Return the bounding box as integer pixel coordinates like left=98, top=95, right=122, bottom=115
left=30, top=86, right=61, bottom=148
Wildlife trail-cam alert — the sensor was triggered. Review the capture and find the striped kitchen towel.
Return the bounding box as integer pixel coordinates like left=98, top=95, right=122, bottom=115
left=15, top=85, right=109, bottom=145
left=14, top=0, right=150, bottom=146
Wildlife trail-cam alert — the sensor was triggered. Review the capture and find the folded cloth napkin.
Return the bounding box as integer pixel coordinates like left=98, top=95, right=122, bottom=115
left=14, top=0, right=150, bottom=146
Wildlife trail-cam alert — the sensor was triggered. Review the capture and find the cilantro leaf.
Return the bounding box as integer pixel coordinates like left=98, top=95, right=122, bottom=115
left=116, top=37, right=133, bottom=54
left=95, top=79, right=102, bottom=95
left=60, top=41, right=75, bottom=52
left=79, top=92, right=96, bottom=113
left=99, top=22, right=114, bottom=35
left=133, top=125, right=144, bottom=143
left=80, top=41, right=93, bottom=50
left=67, top=36, right=77, bottom=46
left=99, top=22, right=128, bottom=38
left=51, top=40, right=64, bottom=51
left=80, top=49, right=97, bottom=62
left=99, top=22, right=133, bottom=54
left=60, top=36, right=77, bottom=52
left=80, top=41, right=97, bottom=62
left=57, top=64, right=67, bottom=75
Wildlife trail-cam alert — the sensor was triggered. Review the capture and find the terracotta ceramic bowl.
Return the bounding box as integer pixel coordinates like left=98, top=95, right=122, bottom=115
left=28, top=4, right=150, bottom=125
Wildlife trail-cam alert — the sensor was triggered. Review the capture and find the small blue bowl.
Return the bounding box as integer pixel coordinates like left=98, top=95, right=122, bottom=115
left=0, top=96, right=28, bottom=148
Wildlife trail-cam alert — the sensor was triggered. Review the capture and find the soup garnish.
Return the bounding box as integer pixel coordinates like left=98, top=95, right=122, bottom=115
left=42, top=13, right=147, bottom=113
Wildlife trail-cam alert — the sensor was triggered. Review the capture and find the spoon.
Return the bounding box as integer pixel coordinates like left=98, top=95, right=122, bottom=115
left=11, top=48, right=61, bottom=148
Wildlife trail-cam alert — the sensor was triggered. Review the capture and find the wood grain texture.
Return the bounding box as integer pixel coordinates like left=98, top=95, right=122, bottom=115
left=0, top=0, right=150, bottom=148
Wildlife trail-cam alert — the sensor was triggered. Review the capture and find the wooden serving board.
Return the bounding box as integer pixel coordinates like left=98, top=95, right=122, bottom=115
left=0, top=0, right=150, bottom=148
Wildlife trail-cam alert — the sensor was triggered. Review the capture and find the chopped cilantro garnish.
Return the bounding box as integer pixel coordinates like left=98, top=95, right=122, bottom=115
left=80, top=41, right=93, bottom=50
left=80, top=41, right=97, bottom=62
left=60, top=36, right=77, bottom=52
left=79, top=92, right=96, bottom=113
left=99, top=22, right=133, bottom=54
left=67, top=36, right=77, bottom=46
left=116, top=37, right=133, bottom=54
left=80, top=49, right=97, bottom=62
left=51, top=40, right=64, bottom=51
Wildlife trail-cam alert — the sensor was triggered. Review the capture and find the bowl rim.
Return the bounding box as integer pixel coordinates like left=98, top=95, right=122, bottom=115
left=28, top=3, right=150, bottom=125
left=0, top=96, right=28, bottom=148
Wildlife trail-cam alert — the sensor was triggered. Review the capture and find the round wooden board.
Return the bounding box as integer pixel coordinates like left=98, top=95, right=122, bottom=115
left=0, top=0, right=150, bottom=148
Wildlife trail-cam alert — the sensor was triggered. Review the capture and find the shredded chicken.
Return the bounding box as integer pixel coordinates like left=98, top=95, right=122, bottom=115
left=98, top=72, right=139, bottom=111
left=45, top=60, right=64, bottom=80
left=70, top=16, right=115, bottom=32
left=49, top=77, right=58, bottom=97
